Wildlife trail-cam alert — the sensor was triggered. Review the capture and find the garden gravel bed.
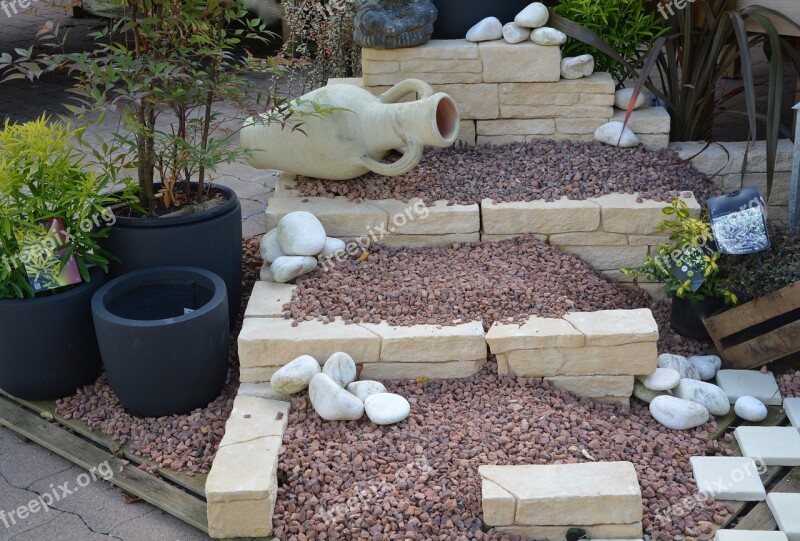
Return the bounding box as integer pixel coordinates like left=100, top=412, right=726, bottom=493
left=288, top=235, right=705, bottom=356
left=295, top=140, right=718, bottom=206
left=54, top=237, right=262, bottom=475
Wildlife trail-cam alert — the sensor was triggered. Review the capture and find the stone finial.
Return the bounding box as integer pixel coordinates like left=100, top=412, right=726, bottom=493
left=353, top=0, right=438, bottom=49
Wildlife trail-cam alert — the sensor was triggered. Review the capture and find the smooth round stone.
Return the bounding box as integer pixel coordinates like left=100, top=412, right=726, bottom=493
left=657, top=353, right=702, bottom=380
left=688, top=355, right=722, bottom=381
left=346, top=380, right=387, bottom=402
left=309, top=373, right=364, bottom=421
left=319, top=237, right=346, bottom=260
left=673, top=378, right=731, bottom=416
left=270, top=355, right=320, bottom=395
left=650, top=395, right=710, bottom=430
left=531, top=27, right=566, bottom=46
left=323, top=352, right=357, bottom=388
left=364, top=393, right=411, bottom=425
left=260, top=263, right=274, bottom=282
left=735, top=396, right=768, bottom=422
left=466, top=17, right=503, bottom=42
left=594, top=121, right=640, bottom=148
left=502, top=22, right=531, bottom=44
left=638, top=368, right=681, bottom=391
left=561, top=54, right=595, bottom=79
left=633, top=380, right=670, bottom=404
left=277, top=211, right=327, bottom=256
left=259, top=228, right=286, bottom=264
left=514, top=2, right=549, bottom=28
left=270, top=256, right=318, bottom=283
left=614, top=88, right=646, bottom=110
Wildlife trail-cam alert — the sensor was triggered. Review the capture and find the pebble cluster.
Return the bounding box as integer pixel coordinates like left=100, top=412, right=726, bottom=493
left=779, top=369, right=800, bottom=398
left=295, top=140, right=718, bottom=207
left=274, top=364, right=736, bottom=541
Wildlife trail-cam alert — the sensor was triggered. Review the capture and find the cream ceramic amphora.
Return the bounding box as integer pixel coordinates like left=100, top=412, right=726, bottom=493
left=240, top=79, right=459, bottom=180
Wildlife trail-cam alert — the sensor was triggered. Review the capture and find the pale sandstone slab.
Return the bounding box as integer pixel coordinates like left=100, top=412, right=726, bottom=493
left=362, top=40, right=480, bottom=61
left=767, top=493, right=800, bottom=541
left=273, top=172, right=298, bottom=198
left=545, top=375, right=635, bottom=398
left=476, top=119, right=556, bottom=136
left=555, top=117, right=612, bottom=135
left=627, top=234, right=671, bottom=246
left=401, top=59, right=483, bottom=73
left=596, top=192, right=700, bottom=235
left=498, top=523, right=643, bottom=540
left=548, top=231, right=628, bottom=246
left=639, top=133, right=670, bottom=150
left=481, top=198, right=600, bottom=234
left=501, top=104, right=614, bottom=120
left=479, top=41, right=561, bottom=83
left=477, top=134, right=535, bottom=145
left=364, top=71, right=482, bottom=86
left=481, top=479, right=516, bottom=526
left=458, top=120, right=477, bottom=146
left=237, top=382, right=290, bottom=402
left=376, top=233, right=480, bottom=248
left=735, top=426, right=800, bottom=466
left=500, top=92, right=581, bottom=106
left=594, top=395, right=632, bottom=406
left=500, top=72, right=615, bottom=95
left=238, top=318, right=381, bottom=368
left=479, top=462, right=642, bottom=526
left=504, top=342, right=658, bottom=377
left=240, top=366, right=279, bottom=383
left=715, top=531, right=788, bottom=541
left=431, top=84, right=500, bottom=119
left=359, top=360, right=485, bottom=380
left=580, top=93, right=616, bottom=106
left=371, top=199, right=480, bottom=234
left=362, top=60, right=400, bottom=74
left=481, top=233, right=548, bottom=243
left=244, top=281, right=296, bottom=318
left=208, top=496, right=275, bottom=539
left=206, top=436, right=282, bottom=503
left=265, top=197, right=387, bottom=238
left=359, top=321, right=486, bottom=362
left=562, top=309, right=659, bottom=346
left=219, top=396, right=290, bottom=448
left=669, top=141, right=730, bottom=175
left=559, top=245, right=648, bottom=270
left=611, top=107, right=671, bottom=133
left=326, top=77, right=364, bottom=86
left=486, top=316, right=584, bottom=353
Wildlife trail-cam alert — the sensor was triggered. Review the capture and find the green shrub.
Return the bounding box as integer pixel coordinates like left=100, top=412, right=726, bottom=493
left=727, top=222, right=800, bottom=302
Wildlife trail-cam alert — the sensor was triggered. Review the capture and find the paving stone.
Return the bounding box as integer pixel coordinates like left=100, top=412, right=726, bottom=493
left=734, top=427, right=800, bottom=466
left=784, top=397, right=800, bottom=431
left=562, top=309, right=659, bottom=347
left=714, top=531, right=788, bottom=541
left=479, top=461, right=642, bottom=526
left=767, top=492, right=800, bottom=541
left=243, top=281, right=296, bottom=318
left=716, top=370, right=783, bottom=405
left=371, top=199, right=480, bottom=234
left=481, top=478, right=515, bottom=526
left=359, top=321, right=486, bottom=362
left=478, top=40, right=561, bottom=83
left=501, top=342, right=657, bottom=377
left=689, top=457, right=766, bottom=501
left=498, top=524, right=643, bottom=540
left=359, top=360, right=485, bottom=380
left=218, top=396, right=290, bottom=448
left=597, top=192, right=700, bottom=235
left=486, top=316, right=585, bottom=353
left=481, top=197, right=600, bottom=235
left=544, top=375, right=634, bottom=398
left=265, top=197, right=388, bottom=238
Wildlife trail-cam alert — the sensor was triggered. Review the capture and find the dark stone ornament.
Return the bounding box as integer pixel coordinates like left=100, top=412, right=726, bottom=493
left=353, top=0, right=438, bottom=49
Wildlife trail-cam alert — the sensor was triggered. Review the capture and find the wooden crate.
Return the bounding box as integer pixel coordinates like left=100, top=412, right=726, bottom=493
left=704, top=281, right=800, bottom=369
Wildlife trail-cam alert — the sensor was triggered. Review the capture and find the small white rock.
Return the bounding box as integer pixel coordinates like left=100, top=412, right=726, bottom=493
left=689, top=355, right=722, bottom=381
left=466, top=17, right=503, bottom=42
left=364, top=393, right=411, bottom=425
left=638, top=368, right=681, bottom=391
left=658, top=353, right=702, bottom=380
left=650, top=395, right=710, bottom=430
left=323, top=352, right=357, bottom=388
left=531, top=27, right=566, bottom=46
left=673, top=378, right=731, bottom=416
left=560, top=54, right=595, bottom=79
left=308, top=373, right=364, bottom=421
left=502, top=22, right=531, bottom=44
left=260, top=263, right=274, bottom=282
left=270, top=355, right=320, bottom=395
left=515, top=2, right=549, bottom=28
left=594, top=121, right=641, bottom=148
left=259, top=229, right=286, bottom=264
left=319, top=237, right=346, bottom=260
left=614, top=88, right=646, bottom=110
left=270, top=255, right=318, bottom=283
left=276, top=211, right=327, bottom=256
left=346, top=380, right=387, bottom=402
left=735, top=396, right=768, bottom=422
left=633, top=380, right=670, bottom=404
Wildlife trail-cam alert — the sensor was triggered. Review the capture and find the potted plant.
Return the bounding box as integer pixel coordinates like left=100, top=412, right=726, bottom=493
left=622, top=198, right=739, bottom=340
left=0, top=116, right=134, bottom=400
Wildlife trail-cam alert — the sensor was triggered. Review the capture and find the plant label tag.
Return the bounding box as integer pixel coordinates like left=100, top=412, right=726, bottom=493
left=20, top=218, right=82, bottom=294
left=708, top=186, right=771, bottom=255
left=669, top=261, right=706, bottom=292
left=183, top=308, right=195, bottom=315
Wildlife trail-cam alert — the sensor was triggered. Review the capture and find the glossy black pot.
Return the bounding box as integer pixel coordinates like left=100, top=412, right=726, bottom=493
left=91, top=266, right=229, bottom=417
left=102, top=183, right=241, bottom=328
left=0, top=267, right=105, bottom=400
left=432, top=0, right=558, bottom=39
left=670, top=296, right=727, bottom=341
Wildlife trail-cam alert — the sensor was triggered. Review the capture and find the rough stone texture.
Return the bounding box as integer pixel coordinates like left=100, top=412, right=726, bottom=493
left=597, top=191, right=700, bottom=235
left=478, top=40, right=562, bottom=83
left=481, top=198, right=600, bottom=234
left=544, top=375, right=635, bottom=398
left=238, top=317, right=381, bottom=368
left=500, top=342, right=657, bottom=377
left=371, top=199, right=480, bottom=234
left=362, top=40, right=480, bottom=61
left=639, top=133, right=671, bottom=150
left=486, top=316, right=585, bottom=353
left=476, top=119, right=556, bottom=136
left=502, top=104, right=614, bottom=120
left=559, top=245, right=648, bottom=271
left=218, top=396, right=290, bottom=448
left=431, top=83, right=500, bottom=119
left=479, top=461, right=642, bottom=526
left=360, top=320, right=486, bottom=362
left=786, top=397, right=800, bottom=431
left=767, top=493, right=800, bottom=541
left=238, top=382, right=291, bottom=402
left=375, top=232, right=481, bottom=247
left=548, top=231, right=629, bottom=246
left=555, top=117, right=613, bottom=135
left=244, top=281, right=296, bottom=318
left=735, top=426, right=800, bottom=466
left=612, top=107, right=671, bottom=134
left=359, top=360, right=485, bottom=380
left=690, top=457, right=766, bottom=501
left=207, top=497, right=275, bottom=539
left=266, top=197, right=388, bottom=238
left=481, top=479, right=515, bottom=526
left=562, top=309, right=659, bottom=346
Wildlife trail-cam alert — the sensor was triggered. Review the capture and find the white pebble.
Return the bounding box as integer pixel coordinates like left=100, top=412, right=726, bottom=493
left=346, top=380, right=387, bottom=402
left=502, top=22, right=530, bottom=44
left=735, top=396, right=768, bottom=422
left=466, top=17, right=503, bottom=42
left=259, top=229, right=285, bottom=264
left=270, top=355, right=320, bottom=395
left=688, top=355, right=722, bottom=381
left=364, top=393, right=411, bottom=425
left=594, top=121, right=640, bottom=148
left=277, top=211, right=327, bottom=256
left=614, top=88, right=646, bottom=110
left=270, top=256, right=318, bottom=283
left=319, top=237, right=346, bottom=260
left=531, top=27, right=566, bottom=46
left=560, top=54, right=595, bottom=79
left=515, top=2, right=549, bottom=28
left=322, top=352, right=357, bottom=388
left=309, top=373, right=364, bottom=421
left=650, top=395, right=710, bottom=430
left=638, top=368, right=681, bottom=391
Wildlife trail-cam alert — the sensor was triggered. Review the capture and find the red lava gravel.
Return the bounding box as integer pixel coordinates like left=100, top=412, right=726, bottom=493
left=289, top=235, right=706, bottom=357
left=54, top=237, right=263, bottom=475
left=275, top=364, right=736, bottom=541
left=778, top=369, right=800, bottom=398
left=295, top=140, right=719, bottom=206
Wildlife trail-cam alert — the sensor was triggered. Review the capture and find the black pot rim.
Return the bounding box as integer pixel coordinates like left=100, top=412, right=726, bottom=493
left=114, top=183, right=239, bottom=228
left=91, top=266, right=226, bottom=328
left=0, top=266, right=105, bottom=307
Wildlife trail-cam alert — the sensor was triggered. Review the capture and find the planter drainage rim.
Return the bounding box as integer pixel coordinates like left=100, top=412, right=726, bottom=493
left=113, top=183, right=239, bottom=228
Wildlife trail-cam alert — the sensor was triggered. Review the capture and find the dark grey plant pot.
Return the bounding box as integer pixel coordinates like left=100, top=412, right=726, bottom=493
left=670, top=296, right=726, bottom=341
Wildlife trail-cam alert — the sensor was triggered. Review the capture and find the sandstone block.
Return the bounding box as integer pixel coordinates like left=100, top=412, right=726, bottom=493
left=580, top=93, right=615, bottom=106
left=562, top=309, right=659, bottom=346
left=501, top=104, right=613, bottom=119
left=500, top=92, right=580, bottom=106
left=326, top=77, right=364, bottom=87
left=482, top=479, right=515, bottom=526
left=364, top=71, right=482, bottom=86
left=431, top=84, right=500, bottom=119
left=240, top=366, right=279, bottom=383
left=486, top=316, right=584, bottom=353
left=375, top=233, right=480, bottom=248
left=481, top=233, right=548, bottom=243
left=362, top=59, right=400, bottom=75
left=244, top=281, right=295, bottom=318
left=219, top=396, right=290, bottom=448
left=273, top=172, right=298, bottom=198
left=559, top=245, right=648, bottom=270
left=504, top=342, right=658, bottom=377
left=544, top=375, right=635, bottom=398
left=362, top=40, right=480, bottom=61
left=359, top=321, right=486, bottom=362
left=669, top=142, right=729, bottom=175
left=477, top=134, right=533, bottom=145
left=500, top=72, right=615, bottom=95
left=627, top=234, right=671, bottom=246
left=458, top=120, right=477, bottom=146
left=265, top=197, right=387, bottom=238
left=207, top=497, right=275, bottom=539
left=611, top=107, right=670, bottom=133
left=237, top=382, right=290, bottom=402
left=359, top=360, right=485, bottom=380
left=400, top=59, right=482, bottom=74
left=371, top=199, right=480, bottom=234
left=596, top=192, right=700, bottom=235
left=555, top=117, right=612, bottom=135
left=479, top=41, right=561, bottom=83
left=206, top=436, right=281, bottom=503
left=476, top=119, right=556, bottom=136
left=639, top=133, right=670, bottom=150
left=548, top=231, right=628, bottom=246
left=481, top=198, right=600, bottom=234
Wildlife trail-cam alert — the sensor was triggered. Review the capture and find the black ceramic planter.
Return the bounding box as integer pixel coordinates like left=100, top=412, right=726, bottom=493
left=432, top=0, right=558, bottom=39
left=670, top=296, right=727, bottom=341
left=0, top=267, right=105, bottom=400
left=102, top=183, right=242, bottom=328
left=91, top=266, right=229, bottom=417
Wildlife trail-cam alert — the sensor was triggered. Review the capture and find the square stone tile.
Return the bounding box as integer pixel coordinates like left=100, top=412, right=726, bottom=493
left=767, top=493, right=800, bottom=541
left=734, top=427, right=800, bottom=466
left=785, top=397, right=800, bottom=431
left=716, top=370, right=783, bottom=405
left=690, top=457, right=766, bottom=501
left=715, top=531, right=788, bottom=541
